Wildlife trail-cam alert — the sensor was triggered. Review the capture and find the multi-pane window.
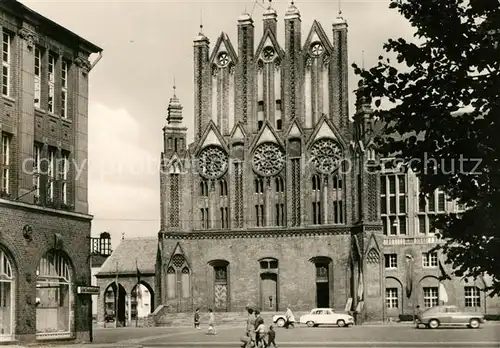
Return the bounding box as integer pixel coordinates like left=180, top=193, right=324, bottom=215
left=275, top=203, right=285, bottom=226
left=422, top=252, right=438, bottom=268
left=380, top=174, right=407, bottom=235
left=200, top=207, right=209, bottom=229
left=220, top=207, right=229, bottom=228
left=1, top=133, right=11, bottom=194
left=384, top=254, right=397, bottom=269
left=423, top=287, right=438, bottom=308
left=61, top=60, right=68, bottom=117
left=48, top=54, right=55, bottom=113
left=436, top=189, right=445, bottom=212
left=2, top=32, right=11, bottom=96
left=34, top=47, right=42, bottom=107
left=418, top=215, right=426, bottom=234
left=33, top=143, right=42, bottom=196
left=255, top=204, right=265, bottom=227
left=47, top=149, right=56, bottom=200
left=61, top=152, right=69, bottom=204
left=385, top=288, right=398, bottom=308
left=464, top=286, right=481, bottom=307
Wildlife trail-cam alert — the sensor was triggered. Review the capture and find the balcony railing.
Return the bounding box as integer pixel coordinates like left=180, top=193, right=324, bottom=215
left=383, top=235, right=441, bottom=246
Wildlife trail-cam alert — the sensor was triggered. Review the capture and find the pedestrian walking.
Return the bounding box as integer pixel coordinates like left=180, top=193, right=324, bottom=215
left=207, top=308, right=216, bottom=335
left=255, top=321, right=267, bottom=348
left=267, top=325, right=278, bottom=348
left=284, top=306, right=295, bottom=329
left=194, top=308, right=200, bottom=329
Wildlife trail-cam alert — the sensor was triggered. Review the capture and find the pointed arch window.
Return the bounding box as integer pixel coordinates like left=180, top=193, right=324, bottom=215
left=312, top=175, right=321, bottom=191
left=166, top=267, right=176, bottom=299
left=166, top=254, right=191, bottom=301
left=275, top=177, right=284, bottom=193
left=200, top=180, right=209, bottom=197
left=219, top=179, right=228, bottom=196
left=255, top=177, right=264, bottom=194
left=332, top=174, right=344, bottom=224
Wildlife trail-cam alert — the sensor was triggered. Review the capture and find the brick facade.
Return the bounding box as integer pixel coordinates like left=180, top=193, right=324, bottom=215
left=0, top=199, right=93, bottom=343
left=0, top=0, right=101, bottom=343
left=157, top=3, right=500, bottom=324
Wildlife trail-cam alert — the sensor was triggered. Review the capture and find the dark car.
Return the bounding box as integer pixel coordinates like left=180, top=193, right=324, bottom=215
left=417, top=305, right=485, bottom=329
left=104, top=310, right=115, bottom=323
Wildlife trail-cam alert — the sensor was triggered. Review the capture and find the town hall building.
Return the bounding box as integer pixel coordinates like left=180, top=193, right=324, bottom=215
left=156, top=2, right=500, bottom=323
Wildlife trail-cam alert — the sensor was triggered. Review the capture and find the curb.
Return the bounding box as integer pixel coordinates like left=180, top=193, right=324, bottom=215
left=140, top=342, right=500, bottom=348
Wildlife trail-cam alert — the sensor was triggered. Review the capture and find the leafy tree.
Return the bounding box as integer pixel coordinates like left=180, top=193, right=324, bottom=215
left=353, top=0, right=500, bottom=295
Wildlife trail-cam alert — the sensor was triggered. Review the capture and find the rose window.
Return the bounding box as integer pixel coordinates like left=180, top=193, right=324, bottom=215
left=311, top=42, right=324, bottom=56
left=262, top=46, right=275, bottom=61
left=310, top=138, right=342, bottom=174
left=198, top=146, right=228, bottom=179
left=218, top=52, right=230, bottom=67
left=252, top=142, right=285, bottom=177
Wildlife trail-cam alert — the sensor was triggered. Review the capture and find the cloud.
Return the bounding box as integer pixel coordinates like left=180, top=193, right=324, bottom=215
left=87, top=103, right=159, bottom=242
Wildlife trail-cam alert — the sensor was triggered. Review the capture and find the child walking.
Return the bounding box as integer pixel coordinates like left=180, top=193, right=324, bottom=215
left=207, top=308, right=217, bottom=335
left=255, top=321, right=267, bottom=348
left=194, top=308, right=200, bottom=329
left=267, top=325, right=278, bottom=347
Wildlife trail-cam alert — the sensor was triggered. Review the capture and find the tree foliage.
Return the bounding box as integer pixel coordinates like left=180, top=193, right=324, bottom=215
left=353, top=0, right=500, bottom=295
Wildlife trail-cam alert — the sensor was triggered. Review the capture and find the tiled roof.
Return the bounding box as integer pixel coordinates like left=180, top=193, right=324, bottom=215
left=97, top=237, right=157, bottom=276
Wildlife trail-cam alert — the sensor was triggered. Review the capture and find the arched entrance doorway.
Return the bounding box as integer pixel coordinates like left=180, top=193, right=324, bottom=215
left=104, top=283, right=127, bottom=326
left=36, top=250, right=73, bottom=339
left=310, top=256, right=333, bottom=308
left=131, top=282, right=154, bottom=318
left=259, top=258, right=279, bottom=311
left=0, top=249, right=15, bottom=342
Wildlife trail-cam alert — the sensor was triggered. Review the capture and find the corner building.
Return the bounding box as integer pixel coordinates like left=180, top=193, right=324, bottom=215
left=158, top=3, right=384, bottom=320
left=158, top=3, right=500, bottom=322
left=0, top=0, right=101, bottom=343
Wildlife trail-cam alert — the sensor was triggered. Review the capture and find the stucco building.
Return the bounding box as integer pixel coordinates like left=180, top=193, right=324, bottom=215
left=0, top=0, right=101, bottom=343
left=156, top=2, right=500, bottom=323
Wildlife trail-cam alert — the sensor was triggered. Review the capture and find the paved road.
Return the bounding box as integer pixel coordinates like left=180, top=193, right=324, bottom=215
left=91, top=323, right=500, bottom=348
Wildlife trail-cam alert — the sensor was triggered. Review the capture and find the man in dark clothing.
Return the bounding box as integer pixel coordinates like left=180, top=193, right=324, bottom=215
left=267, top=325, right=278, bottom=347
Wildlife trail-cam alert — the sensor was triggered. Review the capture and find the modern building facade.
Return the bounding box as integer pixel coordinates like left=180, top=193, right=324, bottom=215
left=156, top=2, right=500, bottom=322
left=0, top=0, right=101, bottom=343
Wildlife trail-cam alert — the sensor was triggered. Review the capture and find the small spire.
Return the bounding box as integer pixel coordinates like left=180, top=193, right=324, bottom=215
left=121, top=232, right=125, bottom=240
left=200, top=9, right=203, bottom=33
left=338, top=0, right=342, bottom=16
left=173, top=77, right=176, bottom=97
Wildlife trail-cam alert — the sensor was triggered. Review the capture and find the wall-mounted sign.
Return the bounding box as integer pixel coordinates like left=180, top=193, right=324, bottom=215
left=77, top=286, right=100, bottom=295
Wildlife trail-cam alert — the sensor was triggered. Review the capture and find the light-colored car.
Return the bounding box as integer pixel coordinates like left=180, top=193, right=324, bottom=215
left=272, top=314, right=291, bottom=327
left=417, top=305, right=485, bottom=329
left=299, top=308, right=354, bottom=327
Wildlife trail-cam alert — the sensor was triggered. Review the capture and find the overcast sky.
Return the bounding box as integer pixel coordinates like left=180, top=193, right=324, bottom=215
left=20, top=0, right=414, bottom=249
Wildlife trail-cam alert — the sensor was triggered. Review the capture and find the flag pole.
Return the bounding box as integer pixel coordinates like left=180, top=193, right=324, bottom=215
left=115, top=261, right=119, bottom=328
left=135, top=259, right=139, bottom=328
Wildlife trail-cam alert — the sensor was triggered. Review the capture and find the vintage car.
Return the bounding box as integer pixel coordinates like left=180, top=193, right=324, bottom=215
left=272, top=314, right=292, bottom=327
left=298, top=308, right=354, bottom=327
left=417, top=305, right=485, bottom=329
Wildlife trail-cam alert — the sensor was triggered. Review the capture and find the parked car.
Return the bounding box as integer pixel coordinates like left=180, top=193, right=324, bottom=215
left=299, top=308, right=354, bottom=327
left=104, top=310, right=115, bottom=323
left=272, top=313, right=295, bottom=327
left=416, top=305, right=485, bottom=329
